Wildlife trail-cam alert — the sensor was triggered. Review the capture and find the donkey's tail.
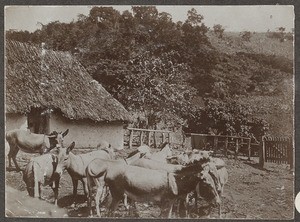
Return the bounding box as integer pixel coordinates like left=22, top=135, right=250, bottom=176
left=33, top=161, right=39, bottom=198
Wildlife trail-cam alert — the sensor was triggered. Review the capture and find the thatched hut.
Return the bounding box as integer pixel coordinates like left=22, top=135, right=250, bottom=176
left=5, top=40, right=131, bottom=149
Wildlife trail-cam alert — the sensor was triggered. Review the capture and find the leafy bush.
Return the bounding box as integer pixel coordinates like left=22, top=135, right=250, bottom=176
left=185, top=98, right=269, bottom=140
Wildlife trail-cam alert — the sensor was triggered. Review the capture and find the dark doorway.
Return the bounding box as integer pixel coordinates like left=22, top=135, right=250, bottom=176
left=27, top=108, right=50, bottom=134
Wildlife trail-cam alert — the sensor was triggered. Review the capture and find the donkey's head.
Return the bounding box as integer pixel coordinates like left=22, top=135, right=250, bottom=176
left=97, top=140, right=116, bottom=159
left=47, top=129, right=69, bottom=149
left=188, top=150, right=213, bottom=164
left=137, top=145, right=152, bottom=158
left=159, top=142, right=173, bottom=158
left=197, top=167, right=221, bottom=206
left=55, top=141, right=75, bottom=176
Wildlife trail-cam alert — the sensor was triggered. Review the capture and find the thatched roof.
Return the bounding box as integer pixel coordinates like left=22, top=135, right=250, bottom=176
left=5, top=40, right=130, bottom=122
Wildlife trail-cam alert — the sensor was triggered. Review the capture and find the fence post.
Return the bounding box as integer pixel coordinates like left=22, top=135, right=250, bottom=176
left=153, top=132, right=157, bottom=148
left=224, top=137, right=228, bottom=158
left=259, top=136, right=265, bottom=168
left=168, top=133, right=171, bottom=143
left=235, top=138, right=239, bottom=161
left=162, top=133, right=166, bottom=143
left=147, top=131, right=151, bottom=146
left=129, top=129, right=133, bottom=149
left=247, top=138, right=251, bottom=161
left=140, top=131, right=144, bottom=146
left=213, top=136, right=218, bottom=152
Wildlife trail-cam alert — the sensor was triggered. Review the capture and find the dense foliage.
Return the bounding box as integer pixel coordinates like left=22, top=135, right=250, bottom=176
left=6, top=6, right=294, bottom=139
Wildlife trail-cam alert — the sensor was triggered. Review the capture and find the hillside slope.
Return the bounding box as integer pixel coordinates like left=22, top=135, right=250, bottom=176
left=208, top=31, right=293, bottom=60
left=207, top=31, right=294, bottom=137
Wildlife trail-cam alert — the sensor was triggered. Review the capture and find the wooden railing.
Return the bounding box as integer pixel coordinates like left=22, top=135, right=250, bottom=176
left=125, top=128, right=172, bottom=148
left=189, top=133, right=255, bottom=160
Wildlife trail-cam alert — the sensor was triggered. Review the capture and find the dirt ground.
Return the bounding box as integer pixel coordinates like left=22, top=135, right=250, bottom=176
left=5, top=147, right=294, bottom=219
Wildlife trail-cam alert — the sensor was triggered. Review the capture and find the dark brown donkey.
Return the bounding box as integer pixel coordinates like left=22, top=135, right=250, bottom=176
left=6, top=129, right=69, bottom=171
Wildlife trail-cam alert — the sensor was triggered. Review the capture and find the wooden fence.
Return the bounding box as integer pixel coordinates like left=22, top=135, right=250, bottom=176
left=124, top=128, right=172, bottom=148
left=189, top=133, right=255, bottom=160
left=259, top=136, right=293, bottom=169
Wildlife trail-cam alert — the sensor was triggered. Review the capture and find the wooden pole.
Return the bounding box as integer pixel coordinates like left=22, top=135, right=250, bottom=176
left=224, top=137, right=228, bottom=158
left=259, top=136, right=265, bottom=168
left=153, top=132, right=157, bottom=148
left=168, top=133, right=171, bottom=143
left=213, top=136, right=218, bottom=152
left=162, top=133, right=166, bottom=143
left=235, top=138, right=239, bottom=161
left=247, top=138, right=251, bottom=161
left=129, top=129, right=133, bottom=149
left=140, top=131, right=144, bottom=146
left=147, top=131, right=151, bottom=146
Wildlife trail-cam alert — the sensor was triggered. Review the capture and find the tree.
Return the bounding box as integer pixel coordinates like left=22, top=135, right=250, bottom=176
left=240, top=31, right=252, bottom=41
left=185, top=98, right=269, bottom=140
left=186, top=8, right=204, bottom=26
left=213, top=24, right=225, bottom=39
left=91, top=51, right=197, bottom=129
left=277, top=27, right=286, bottom=42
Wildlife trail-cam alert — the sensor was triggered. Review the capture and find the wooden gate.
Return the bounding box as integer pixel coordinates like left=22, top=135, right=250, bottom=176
left=260, top=136, right=293, bottom=169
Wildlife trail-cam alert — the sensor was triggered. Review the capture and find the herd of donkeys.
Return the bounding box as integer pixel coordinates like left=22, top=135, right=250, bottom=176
left=6, top=128, right=228, bottom=218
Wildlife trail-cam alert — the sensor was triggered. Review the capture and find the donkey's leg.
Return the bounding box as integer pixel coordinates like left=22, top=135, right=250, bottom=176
left=7, top=140, right=14, bottom=168
left=95, top=177, right=105, bottom=217
left=178, top=198, right=187, bottom=218
left=107, top=186, right=123, bottom=218
left=86, top=178, right=94, bottom=217
left=71, top=178, right=78, bottom=196
left=82, top=178, right=89, bottom=198
left=70, top=178, right=78, bottom=206
left=8, top=145, right=20, bottom=171
left=124, top=194, right=129, bottom=210
left=38, top=183, right=42, bottom=199
left=52, top=179, right=60, bottom=206
left=160, top=200, right=174, bottom=218
left=108, top=197, right=122, bottom=218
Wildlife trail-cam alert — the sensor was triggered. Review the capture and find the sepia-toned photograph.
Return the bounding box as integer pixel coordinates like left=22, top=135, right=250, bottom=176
left=4, top=5, right=295, bottom=219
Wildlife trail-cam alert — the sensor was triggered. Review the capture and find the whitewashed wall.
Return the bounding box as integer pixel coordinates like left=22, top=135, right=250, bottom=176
left=50, top=113, right=124, bottom=149
left=5, top=113, right=27, bottom=131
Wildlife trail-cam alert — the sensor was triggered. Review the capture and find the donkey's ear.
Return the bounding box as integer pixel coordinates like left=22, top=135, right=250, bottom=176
left=62, top=129, right=69, bottom=137
left=51, top=154, right=57, bottom=163
left=67, top=141, right=75, bottom=153
left=168, top=173, right=178, bottom=195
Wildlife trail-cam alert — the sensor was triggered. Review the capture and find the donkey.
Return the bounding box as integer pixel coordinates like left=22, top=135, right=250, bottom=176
left=176, top=151, right=226, bottom=218
left=22, top=141, right=74, bottom=205
left=6, top=129, right=69, bottom=171
left=150, top=142, right=173, bottom=163
left=54, top=140, right=119, bottom=205
left=123, top=143, right=175, bottom=211
left=131, top=158, right=184, bottom=173
left=86, top=156, right=211, bottom=218
left=211, top=158, right=228, bottom=197
left=85, top=145, right=152, bottom=217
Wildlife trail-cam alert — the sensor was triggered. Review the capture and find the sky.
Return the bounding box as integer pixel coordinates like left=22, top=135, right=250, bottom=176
left=5, top=5, right=294, bottom=33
